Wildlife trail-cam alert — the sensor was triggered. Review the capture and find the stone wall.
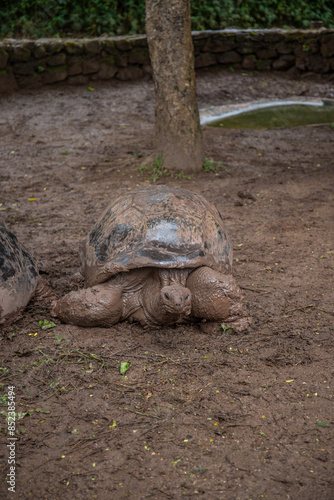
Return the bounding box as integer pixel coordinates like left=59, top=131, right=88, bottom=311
left=0, top=29, right=333, bottom=92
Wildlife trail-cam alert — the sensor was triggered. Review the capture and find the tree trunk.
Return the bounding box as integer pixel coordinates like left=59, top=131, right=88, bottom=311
left=145, top=0, right=204, bottom=173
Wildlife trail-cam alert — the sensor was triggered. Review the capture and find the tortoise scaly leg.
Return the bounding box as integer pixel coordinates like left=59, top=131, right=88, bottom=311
left=52, top=282, right=123, bottom=327
left=34, top=276, right=57, bottom=305
left=186, top=266, right=251, bottom=332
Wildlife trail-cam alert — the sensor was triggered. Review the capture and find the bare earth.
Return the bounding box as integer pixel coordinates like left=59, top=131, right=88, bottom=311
left=0, top=68, right=334, bottom=499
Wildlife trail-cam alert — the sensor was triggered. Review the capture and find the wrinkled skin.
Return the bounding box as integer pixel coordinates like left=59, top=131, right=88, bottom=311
left=52, top=266, right=251, bottom=332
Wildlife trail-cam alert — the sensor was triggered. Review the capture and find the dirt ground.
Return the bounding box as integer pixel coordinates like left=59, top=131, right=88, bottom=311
left=0, top=67, right=334, bottom=499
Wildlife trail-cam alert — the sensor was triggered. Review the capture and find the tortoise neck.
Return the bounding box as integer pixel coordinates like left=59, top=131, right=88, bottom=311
left=157, top=268, right=190, bottom=287
left=140, top=269, right=191, bottom=326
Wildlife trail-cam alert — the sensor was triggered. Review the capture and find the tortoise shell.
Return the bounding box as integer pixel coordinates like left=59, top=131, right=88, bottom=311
left=81, top=185, right=233, bottom=287
left=0, top=225, right=38, bottom=324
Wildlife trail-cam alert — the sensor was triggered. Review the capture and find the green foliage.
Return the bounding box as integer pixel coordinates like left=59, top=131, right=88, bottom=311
left=174, top=171, right=194, bottom=180
left=138, top=154, right=169, bottom=182
left=0, top=0, right=333, bottom=38
left=137, top=155, right=194, bottom=182
left=191, top=0, right=334, bottom=31
left=203, top=157, right=226, bottom=172
left=0, top=0, right=146, bottom=38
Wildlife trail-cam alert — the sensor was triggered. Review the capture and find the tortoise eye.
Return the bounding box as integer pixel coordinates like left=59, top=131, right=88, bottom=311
left=164, top=293, right=170, bottom=300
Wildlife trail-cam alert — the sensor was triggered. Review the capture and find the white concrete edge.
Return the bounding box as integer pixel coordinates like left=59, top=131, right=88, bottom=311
left=200, top=98, right=328, bottom=125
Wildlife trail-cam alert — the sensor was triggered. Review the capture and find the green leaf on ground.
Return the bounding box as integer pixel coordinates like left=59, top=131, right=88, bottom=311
left=39, top=319, right=56, bottom=330
left=120, top=362, right=131, bottom=375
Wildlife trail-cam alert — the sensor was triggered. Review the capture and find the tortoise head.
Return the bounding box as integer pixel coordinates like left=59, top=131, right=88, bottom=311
left=161, top=285, right=192, bottom=316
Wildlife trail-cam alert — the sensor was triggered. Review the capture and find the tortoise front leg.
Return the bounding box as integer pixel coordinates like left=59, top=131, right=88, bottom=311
left=52, top=282, right=123, bottom=327
left=35, top=276, right=57, bottom=304
left=186, top=266, right=251, bottom=332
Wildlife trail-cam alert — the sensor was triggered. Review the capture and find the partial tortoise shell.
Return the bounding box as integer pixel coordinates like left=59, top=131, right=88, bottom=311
left=81, top=185, right=233, bottom=287
left=0, top=225, right=38, bottom=324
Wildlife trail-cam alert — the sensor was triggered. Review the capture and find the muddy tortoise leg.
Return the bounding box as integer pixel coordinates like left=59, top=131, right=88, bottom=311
left=34, top=276, right=57, bottom=304
left=52, top=282, right=123, bottom=327
left=186, top=266, right=251, bottom=332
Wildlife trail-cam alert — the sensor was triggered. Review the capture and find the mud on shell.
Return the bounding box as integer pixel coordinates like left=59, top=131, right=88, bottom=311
left=81, top=185, right=233, bottom=287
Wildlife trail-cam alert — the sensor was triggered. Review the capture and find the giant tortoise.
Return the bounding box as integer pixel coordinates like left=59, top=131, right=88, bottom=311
left=52, top=185, right=250, bottom=331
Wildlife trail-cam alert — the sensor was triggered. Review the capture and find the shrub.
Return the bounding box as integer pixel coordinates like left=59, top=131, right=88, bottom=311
left=0, top=0, right=333, bottom=39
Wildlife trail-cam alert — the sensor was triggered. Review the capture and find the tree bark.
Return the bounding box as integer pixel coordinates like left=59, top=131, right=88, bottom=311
left=145, top=0, right=204, bottom=173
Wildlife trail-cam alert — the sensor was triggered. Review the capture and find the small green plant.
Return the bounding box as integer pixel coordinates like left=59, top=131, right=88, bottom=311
left=0, top=395, right=7, bottom=405
left=137, top=154, right=169, bottom=182
left=35, top=408, right=50, bottom=414
left=137, top=159, right=194, bottom=182
left=137, top=164, right=148, bottom=174
left=174, top=171, right=194, bottom=180
left=0, top=410, right=29, bottom=423
left=221, top=323, right=235, bottom=334
left=316, top=421, right=330, bottom=428
left=39, top=319, right=56, bottom=330
left=150, top=154, right=168, bottom=182
left=32, top=357, right=53, bottom=367
left=203, top=157, right=226, bottom=172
